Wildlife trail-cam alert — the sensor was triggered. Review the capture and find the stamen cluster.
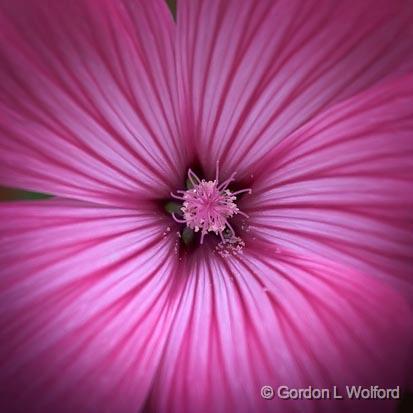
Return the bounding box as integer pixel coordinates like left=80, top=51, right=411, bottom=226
left=181, top=180, right=238, bottom=237
left=171, top=165, right=250, bottom=245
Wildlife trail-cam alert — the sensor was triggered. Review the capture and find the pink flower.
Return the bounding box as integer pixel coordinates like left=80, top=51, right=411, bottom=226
left=0, top=0, right=413, bottom=412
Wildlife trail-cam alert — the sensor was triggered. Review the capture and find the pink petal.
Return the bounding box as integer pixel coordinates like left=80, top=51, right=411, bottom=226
left=0, top=0, right=183, bottom=206
left=176, top=0, right=413, bottom=177
left=146, top=250, right=413, bottom=413
left=0, top=199, right=181, bottom=413
left=246, top=74, right=413, bottom=296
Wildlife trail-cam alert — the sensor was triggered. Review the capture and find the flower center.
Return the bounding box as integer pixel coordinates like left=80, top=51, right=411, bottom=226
left=170, top=163, right=251, bottom=246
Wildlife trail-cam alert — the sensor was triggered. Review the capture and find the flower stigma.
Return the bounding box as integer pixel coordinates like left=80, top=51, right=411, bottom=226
left=170, top=162, right=251, bottom=252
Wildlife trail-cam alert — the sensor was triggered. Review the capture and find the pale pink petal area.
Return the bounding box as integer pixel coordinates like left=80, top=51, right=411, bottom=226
left=145, top=250, right=413, bottom=413
left=0, top=0, right=184, bottom=206
left=176, top=0, right=413, bottom=177
left=245, top=75, right=413, bottom=295
left=0, top=199, right=182, bottom=413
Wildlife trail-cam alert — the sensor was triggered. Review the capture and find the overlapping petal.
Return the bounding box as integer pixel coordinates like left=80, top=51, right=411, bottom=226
left=176, top=0, right=413, bottom=177
left=0, top=0, right=184, bottom=206
left=246, top=74, right=413, bottom=295
left=0, top=199, right=182, bottom=413
left=144, top=250, right=413, bottom=413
